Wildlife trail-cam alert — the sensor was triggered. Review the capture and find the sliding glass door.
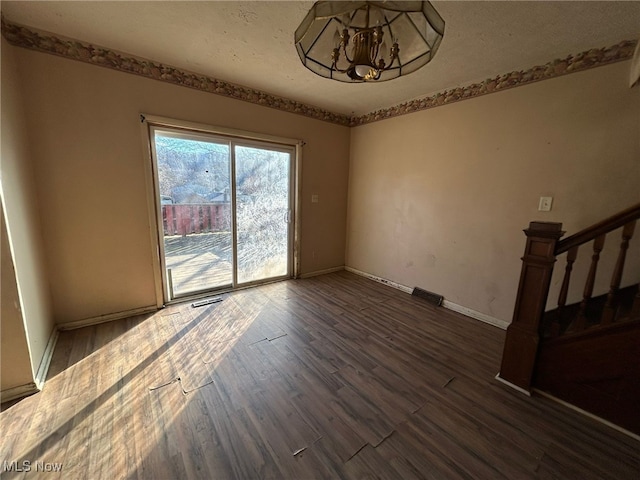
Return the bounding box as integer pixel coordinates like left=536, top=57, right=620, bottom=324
left=235, top=145, right=291, bottom=284
left=151, top=127, right=294, bottom=300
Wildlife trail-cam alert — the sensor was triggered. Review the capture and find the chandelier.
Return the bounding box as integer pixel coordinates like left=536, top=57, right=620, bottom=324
left=295, top=1, right=445, bottom=82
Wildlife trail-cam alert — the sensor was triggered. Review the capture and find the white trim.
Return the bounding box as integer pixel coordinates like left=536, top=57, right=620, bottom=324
left=0, top=382, right=39, bottom=403
left=57, top=305, right=158, bottom=331
left=34, top=328, right=59, bottom=389
left=139, top=118, right=165, bottom=308
left=293, top=143, right=302, bottom=279
left=344, top=266, right=413, bottom=294
left=299, top=266, right=345, bottom=279
left=533, top=389, right=640, bottom=442
left=495, top=373, right=532, bottom=396
left=443, top=300, right=509, bottom=330
left=345, top=266, right=510, bottom=330
left=141, top=114, right=302, bottom=148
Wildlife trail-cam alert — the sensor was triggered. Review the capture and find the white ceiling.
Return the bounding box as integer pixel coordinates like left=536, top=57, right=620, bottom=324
left=2, top=1, right=640, bottom=116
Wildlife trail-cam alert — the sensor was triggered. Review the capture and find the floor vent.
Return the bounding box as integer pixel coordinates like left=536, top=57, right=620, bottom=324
left=411, top=287, right=443, bottom=306
left=191, top=296, right=223, bottom=308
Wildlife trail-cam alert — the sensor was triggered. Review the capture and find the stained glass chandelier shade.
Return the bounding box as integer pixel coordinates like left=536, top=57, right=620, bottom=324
left=295, top=1, right=445, bottom=82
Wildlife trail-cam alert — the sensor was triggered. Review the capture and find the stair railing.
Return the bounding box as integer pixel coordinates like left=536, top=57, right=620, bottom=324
left=498, top=202, right=640, bottom=393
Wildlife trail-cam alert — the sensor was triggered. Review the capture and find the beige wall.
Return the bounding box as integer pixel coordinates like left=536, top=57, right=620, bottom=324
left=1, top=204, right=33, bottom=391
left=1, top=38, right=55, bottom=386
left=347, top=61, right=640, bottom=324
left=4, top=39, right=638, bottom=336
left=12, top=46, right=350, bottom=325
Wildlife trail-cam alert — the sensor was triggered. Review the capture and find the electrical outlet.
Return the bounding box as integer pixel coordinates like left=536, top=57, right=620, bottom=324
left=311, top=194, right=319, bottom=203
left=538, top=196, right=553, bottom=212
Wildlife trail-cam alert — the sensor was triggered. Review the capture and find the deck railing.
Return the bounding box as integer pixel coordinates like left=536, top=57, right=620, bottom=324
left=162, top=203, right=231, bottom=236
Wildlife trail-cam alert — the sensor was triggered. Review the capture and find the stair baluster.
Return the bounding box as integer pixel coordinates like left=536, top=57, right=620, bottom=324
left=573, top=234, right=606, bottom=331
left=602, top=220, right=637, bottom=324
left=552, top=246, right=579, bottom=337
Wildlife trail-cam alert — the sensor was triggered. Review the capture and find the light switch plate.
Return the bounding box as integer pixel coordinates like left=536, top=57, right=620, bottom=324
left=538, top=196, right=553, bottom=212
left=311, top=194, right=319, bottom=203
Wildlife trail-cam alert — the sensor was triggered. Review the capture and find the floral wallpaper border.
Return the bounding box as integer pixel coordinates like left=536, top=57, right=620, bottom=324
left=350, top=40, right=637, bottom=126
left=0, top=17, right=351, bottom=126
left=1, top=16, right=636, bottom=128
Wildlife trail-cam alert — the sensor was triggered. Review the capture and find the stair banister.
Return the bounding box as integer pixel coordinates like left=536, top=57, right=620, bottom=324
left=555, top=202, right=640, bottom=254
left=498, top=202, right=640, bottom=393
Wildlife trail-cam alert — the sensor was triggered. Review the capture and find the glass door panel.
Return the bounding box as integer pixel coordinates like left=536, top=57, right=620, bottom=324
left=234, top=145, right=291, bottom=284
left=153, top=131, right=233, bottom=298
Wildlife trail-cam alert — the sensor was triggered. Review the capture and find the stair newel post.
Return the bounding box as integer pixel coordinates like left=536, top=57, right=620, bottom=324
left=498, top=221, right=564, bottom=393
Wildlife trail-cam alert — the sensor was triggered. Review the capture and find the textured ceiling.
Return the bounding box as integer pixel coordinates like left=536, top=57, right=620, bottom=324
left=2, top=1, right=640, bottom=116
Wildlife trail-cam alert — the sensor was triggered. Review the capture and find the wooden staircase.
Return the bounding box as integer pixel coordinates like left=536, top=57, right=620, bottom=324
left=498, top=202, right=640, bottom=435
left=535, top=313, right=640, bottom=434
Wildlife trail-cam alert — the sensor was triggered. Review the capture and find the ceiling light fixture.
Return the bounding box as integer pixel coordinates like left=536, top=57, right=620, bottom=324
left=295, top=1, right=445, bottom=82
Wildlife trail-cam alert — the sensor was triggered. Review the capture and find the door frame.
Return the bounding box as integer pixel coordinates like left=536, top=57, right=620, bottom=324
left=140, top=114, right=302, bottom=306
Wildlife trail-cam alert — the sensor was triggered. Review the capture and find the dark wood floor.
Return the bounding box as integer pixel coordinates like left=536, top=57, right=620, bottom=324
left=1, top=271, right=638, bottom=479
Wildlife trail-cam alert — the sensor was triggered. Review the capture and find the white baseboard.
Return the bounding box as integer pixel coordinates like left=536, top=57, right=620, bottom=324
left=1, top=382, right=39, bottom=403
left=443, top=300, right=509, bottom=330
left=1, top=328, right=59, bottom=403
left=344, top=266, right=509, bottom=330
left=495, top=373, right=532, bottom=396
left=533, top=389, right=640, bottom=442
left=34, top=328, right=59, bottom=389
left=298, top=266, right=345, bottom=279
left=57, top=305, right=158, bottom=331
left=344, top=266, right=413, bottom=294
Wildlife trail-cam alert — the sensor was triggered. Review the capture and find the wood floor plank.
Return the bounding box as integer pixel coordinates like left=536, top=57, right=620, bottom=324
left=333, top=384, right=396, bottom=447
left=214, top=398, right=284, bottom=478
left=333, top=364, right=419, bottom=425
left=416, top=398, right=538, bottom=478
left=250, top=340, right=368, bottom=463
left=343, top=443, right=406, bottom=480
left=165, top=308, right=216, bottom=392
left=375, top=429, right=454, bottom=480
left=2, top=271, right=638, bottom=479
left=401, top=414, right=509, bottom=479
left=270, top=338, right=345, bottom=394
